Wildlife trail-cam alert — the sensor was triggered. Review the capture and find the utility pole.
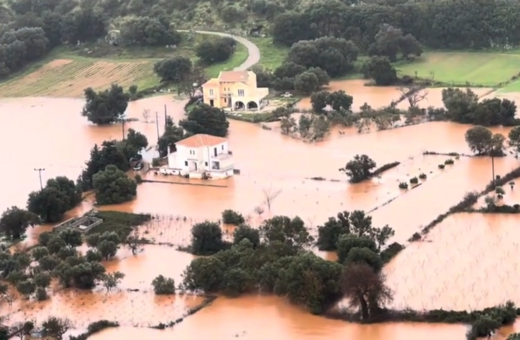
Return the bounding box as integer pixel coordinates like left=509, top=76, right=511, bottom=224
left=34, top=168, right=45, bottom=190
left=121, top=118, right=125, bottom=140
left=164, top=105, right=167, bottom=128
left=492, top=154, right=496, bottom=189
left=156, top=111, right=160, bottom=142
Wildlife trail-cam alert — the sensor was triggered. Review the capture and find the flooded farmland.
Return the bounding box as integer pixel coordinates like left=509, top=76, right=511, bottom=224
left=2, top=79, right=520, bottom=339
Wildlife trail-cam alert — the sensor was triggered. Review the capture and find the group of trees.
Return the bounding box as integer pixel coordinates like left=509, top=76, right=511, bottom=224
left=119, top=16, right=181, bottom=47
left=465, top=125, right=520, bottom=157
left=0, top=6, right=106, bottom=78
left=82, top=84, right=130, bottom=125
left=195, top=36, right=236, bottom=65
left=272, top=1, right=520, bottom=51
left=310, top=90, right=353, bottom=113
left=153, top=56, right=206, bottom=97
left=253, top=63, right=330, bottom=94
left=181, top=210, right=398, bottom=319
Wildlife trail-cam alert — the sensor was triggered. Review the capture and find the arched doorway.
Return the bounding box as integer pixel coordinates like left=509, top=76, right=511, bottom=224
left=234, top=101, right=245, bottom=110
left=247, top=101, right=258, bottom=110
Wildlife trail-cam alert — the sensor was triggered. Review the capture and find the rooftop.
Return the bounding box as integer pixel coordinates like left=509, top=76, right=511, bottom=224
left=218, top=71, right=250, bottom=83
left=176, top=134, right=227, bottom=148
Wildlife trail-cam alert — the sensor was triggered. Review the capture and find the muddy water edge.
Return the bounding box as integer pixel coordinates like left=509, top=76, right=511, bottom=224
left=1, top=82, right=520, bottom=339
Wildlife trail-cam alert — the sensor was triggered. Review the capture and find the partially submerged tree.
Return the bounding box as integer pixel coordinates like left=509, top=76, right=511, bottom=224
left=339, top=154, right=377, bottom=183
left=99, top=271, right=125, bottom=294
left=42, top=317, right=72, bottom=340
left=397, top=85, right=428, bottom=108
left=93, top=165, right=137, bottom=205
left=151, top=275, right=175, bottom=295
left=0, top=207, right=40, bottom=240
left=81, top=84, right=130, bottom=125
left=341, top=263, right=393, bottom=321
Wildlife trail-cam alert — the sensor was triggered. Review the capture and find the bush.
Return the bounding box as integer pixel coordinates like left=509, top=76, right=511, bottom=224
left=410, top=177, right=419, bottom=184
left=380, top=242, right=404, bottom=263
left=438, top=164, right=445, bottom=169
left=445, top=159, right=454, bottom=165
left=221, top=209, right=245, bottom=225
left=69, top=320, right=120, bottom=340
left=495, top=187, right=505, bottom=195
left=371, top=161, right=400, bottom=177
left=152, top=275, right=175, bottom=295
left=135, top=174, right=143, bottom=184
left=419, top=173, right=427, bottom=179
left=398, top=182, right=408, bottom=189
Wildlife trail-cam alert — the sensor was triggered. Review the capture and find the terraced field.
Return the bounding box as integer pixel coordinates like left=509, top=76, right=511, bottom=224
left=0, top=58, right=158, bottom=98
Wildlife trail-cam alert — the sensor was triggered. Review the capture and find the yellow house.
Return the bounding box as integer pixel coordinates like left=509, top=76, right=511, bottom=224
left=202, top=71, right=269, bottom=111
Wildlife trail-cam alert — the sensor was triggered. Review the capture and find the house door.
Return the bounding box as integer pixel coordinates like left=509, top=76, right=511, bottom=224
left=209, top=99, right=214, bottom=107
left=194, top=162, right=197, bottom=170
left=214, top=147, right=217, bottom=157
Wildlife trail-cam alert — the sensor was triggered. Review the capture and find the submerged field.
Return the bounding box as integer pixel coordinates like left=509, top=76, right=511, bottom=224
left=397, top=51, right=520, bottom=86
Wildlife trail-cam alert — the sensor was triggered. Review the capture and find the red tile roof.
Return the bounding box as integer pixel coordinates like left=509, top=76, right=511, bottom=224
left=176, top=134, right=227, bottom=148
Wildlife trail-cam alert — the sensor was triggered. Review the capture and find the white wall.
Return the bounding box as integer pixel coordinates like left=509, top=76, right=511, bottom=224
left=168, top=142, right=232, bottom=173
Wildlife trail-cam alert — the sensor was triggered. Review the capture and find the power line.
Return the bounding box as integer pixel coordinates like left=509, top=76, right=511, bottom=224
left=34, top=168, right=45, bottom=190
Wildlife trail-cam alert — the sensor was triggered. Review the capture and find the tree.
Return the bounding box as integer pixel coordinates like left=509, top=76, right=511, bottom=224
left=337, top=235, right=378, bottom=264
left=274, top=62, right=306, bottom=80
left=221, top=210, right=245, bottom=225
left=195, top=38, right=234, bottom=64
left=339, top=154, right=377, bottom=183
left=157, top=116, right=186, bottom=157
left=442, top=88, right=479, bottom=123
left=151, top=275, right=175, bottom=294
left=294, top=72, right=319, bottom=95
left=316, top=211, right=351, bottom=250
left=42, top=317, right=72, bottom=340
left=344, top=247, right=383, bottom=272
left=178, top=66, right=206, bottom=98
left=327, top=90, right=353, bottom=111
left=33, top=272, right=51, bottom=288
left=38, top=255, right=60, bottom=272
left=16, top=279, right=35, bottom=299
left=31, top=246, right=49, bottom=261
left=153, top=56, right=193, bottom=83
left=274, top=252, right=343, bottom=314
left=0, top=207, right=39, bottom=239
left=94, top=232, right=121, bottom=260
left=126, top=128, right=148, bottom=150
left=80, top=141, right=130, bottom=191
left=310, top=91, right=330, bottom=113
left=398, top=85, right=429, bottom=108
left=180, top=104, right=229, bottom=137
left=182, top=256, right=226, bottom=292
left=233, top=225, right=260, bottom=247
left=46, top=177, right=81, bottom=208
left=361, top=56, right=397, bottom=86
left=507, top=333, right=520, bottom=340
left=27, top=187, right=69, bottom=223
left=47, top=236, right=66, bottom=254
left=307, top=67, right=330, bottom=88
left=3, top=290, right=16, bottom=306
left=465, top=126, right=493, bottom=155
left=259, top=216, right=313, bottom=250
left=124, top=231, right=145, bottom=255
left=81, top=84, right=130, bottom=125
left=509, top=126, right=520, bottom=154
left=99, top=271, right=125, bottom=294
left=93, top=165, right=137, bottom=205
left=369, top=24, right=422, bottom=61
left=190, top=221, right=224, bottom=255
left=58, top=229, right=83, bottom=248
left=263, top=187, right=281, bottom=211
left=341, top=263, right=393, bottom=321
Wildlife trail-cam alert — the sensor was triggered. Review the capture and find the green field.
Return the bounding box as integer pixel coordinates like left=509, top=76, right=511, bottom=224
left=0, top=33, right=248, bottom=98
left=397, top=51, right=520, bottom=87
left=248, top=37, right=288, bottom=70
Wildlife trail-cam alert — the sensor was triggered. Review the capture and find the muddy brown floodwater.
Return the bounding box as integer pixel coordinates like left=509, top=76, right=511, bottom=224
left=1, top=88, right=520, bottom=339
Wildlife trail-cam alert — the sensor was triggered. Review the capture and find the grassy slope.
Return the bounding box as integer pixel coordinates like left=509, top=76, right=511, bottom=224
left=397, top=50, right=520, bottom=87
left=0, top=33, right=248, bottom=97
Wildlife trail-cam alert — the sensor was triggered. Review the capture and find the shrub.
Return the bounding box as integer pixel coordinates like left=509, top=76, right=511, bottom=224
left=135, top=174, right=143, bottom=184
left=495, top=187, right=505, bottom=195
left=410, top=232, right=421, bottom=242
left=371, top=161, right=400, bottom=177
left=380, top=242, right=404, bottom=263
left=398, top=182, right=408, bottom=189
left=152, top=275, right=175, bottom=295
left=515, top=204, right=520, bottom=210
left=419, top=173, right=427, bottom=179
left=438, top=164, right=445, bottom=169
left=221, top=209, right=245, bottom=225
left=445, top=159, right=454, bottom=165
left=410, top=177, right=418, bottom=184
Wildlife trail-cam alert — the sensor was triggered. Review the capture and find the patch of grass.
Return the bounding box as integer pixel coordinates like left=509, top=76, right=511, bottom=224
left=248, top=37, right=288, bottom=70
left=88, top=211, right=151, bottom=236
left=397, top=51, right=520, bottom=86
left=226, top=111, right=275, bottom=123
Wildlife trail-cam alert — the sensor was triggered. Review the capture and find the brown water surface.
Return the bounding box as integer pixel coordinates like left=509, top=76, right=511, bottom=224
left=2, top=92, right=520, bottom=339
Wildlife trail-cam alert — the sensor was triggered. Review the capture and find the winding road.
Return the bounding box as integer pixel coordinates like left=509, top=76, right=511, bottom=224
left=178, top=30, right=261, bottom=71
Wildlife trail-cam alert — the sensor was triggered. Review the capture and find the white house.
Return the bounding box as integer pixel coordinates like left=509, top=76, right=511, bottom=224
left=166, top=134, right=234, bottom=179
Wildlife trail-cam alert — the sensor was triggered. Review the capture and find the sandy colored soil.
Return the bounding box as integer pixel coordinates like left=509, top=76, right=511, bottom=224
left=0, top=59, right=157, bottom=98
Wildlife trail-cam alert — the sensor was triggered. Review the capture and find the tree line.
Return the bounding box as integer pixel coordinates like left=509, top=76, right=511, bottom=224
left=272, top=1, right=520, bottom=51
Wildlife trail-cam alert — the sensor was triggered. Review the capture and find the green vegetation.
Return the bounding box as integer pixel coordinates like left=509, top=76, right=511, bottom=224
left=88, top=211, right=151, bottom=237
left=248, top=37, right=288, bottom=70
left=397, top=51, right=520, bottom=87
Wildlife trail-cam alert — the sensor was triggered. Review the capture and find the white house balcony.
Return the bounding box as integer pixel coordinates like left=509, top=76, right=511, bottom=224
left=212, top=151, right=233, bottom=161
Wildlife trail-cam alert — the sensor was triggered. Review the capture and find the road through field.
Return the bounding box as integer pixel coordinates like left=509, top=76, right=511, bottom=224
left=178, top=30, right=260, bottom=71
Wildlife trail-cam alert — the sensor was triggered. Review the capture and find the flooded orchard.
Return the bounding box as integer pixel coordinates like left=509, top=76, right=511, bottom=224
left=1, top=82, right=520, bottom=339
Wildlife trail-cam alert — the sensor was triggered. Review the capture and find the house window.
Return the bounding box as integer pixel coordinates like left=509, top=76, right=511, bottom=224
left=184, top=161, right=188, bottom=166
left=222, top=145, right=224, bottom=150
left=238, top=89, right=245, bottom=97
left=205, top=162, right=208, bottom=166
left=224, top=98, right=226, bottom=103
left=189, top=150, right=195, bottom=155
left=209, top=89, right=214, bottom=96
